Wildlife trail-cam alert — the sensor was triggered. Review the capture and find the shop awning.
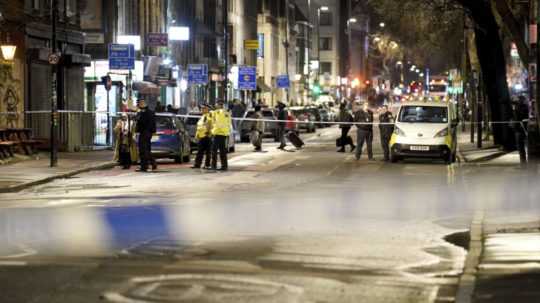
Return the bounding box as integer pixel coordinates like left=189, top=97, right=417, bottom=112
left=132, top=81, right=161, bottom=95
left=257, top=78, right=272, bottom=93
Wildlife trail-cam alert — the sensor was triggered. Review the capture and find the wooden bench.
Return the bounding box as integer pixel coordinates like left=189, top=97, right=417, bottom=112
left=6, top=128, right=40, bottom=155
left=0, top=129, right=15, bottom=160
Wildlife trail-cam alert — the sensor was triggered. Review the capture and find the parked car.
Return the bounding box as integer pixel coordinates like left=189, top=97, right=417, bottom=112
left=239, top=109, right=279, bottom=142
left=185, top=112, right=236, bottom=153
left=318, top=108, right=331, bottom=125
left=290, top=107, right=316, bottom=133
left=142, top=114, right=192, bottom=163
left=304, top=106, right=324, bottom=127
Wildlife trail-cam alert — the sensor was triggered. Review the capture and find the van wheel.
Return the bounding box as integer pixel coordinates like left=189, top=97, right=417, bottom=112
left=229, top=146, right=235, bottom=153
left=444, top=153, right=453, bottom=165
left=174, top=156, right=183, bottom=164
left=390, top=152, right=399, bottom=163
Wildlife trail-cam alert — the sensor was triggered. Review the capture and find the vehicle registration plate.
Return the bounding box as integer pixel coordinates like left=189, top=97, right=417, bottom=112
left=410, top=145, right=429, bottom=151
left=151, top=136, right=159, bottom=142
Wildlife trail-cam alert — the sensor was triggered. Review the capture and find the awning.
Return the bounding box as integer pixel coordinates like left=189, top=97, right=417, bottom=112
left=132, top=81, right=161, bottom=95
left=257, top=78, right=271, bottom=93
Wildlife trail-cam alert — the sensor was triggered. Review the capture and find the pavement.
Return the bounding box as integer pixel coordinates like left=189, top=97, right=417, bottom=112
left=0, top=150, right=116, bottom=193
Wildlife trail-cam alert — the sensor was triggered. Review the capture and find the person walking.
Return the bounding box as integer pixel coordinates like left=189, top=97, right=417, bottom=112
left=337, top=103, right=355, bottom=153
left=114, top=113, right=137, bottom=169
left=192, top=104, right=213, bottom=169
left=211, top=100, right=232, bottom=171
left=251, top=105, right=265, bottom=152
left=379, top=105, right=395, bottom=161
left=512, top=96, right=529, bottom=165
left=135, top=99, right=157, bottom=172
left=276, top=101, right=288, bottom=150
left=354, top=103, right=374, bottom=161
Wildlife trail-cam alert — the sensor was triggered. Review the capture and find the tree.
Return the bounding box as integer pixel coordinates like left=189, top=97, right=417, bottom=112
left=365, top=0, right=516, bottom=149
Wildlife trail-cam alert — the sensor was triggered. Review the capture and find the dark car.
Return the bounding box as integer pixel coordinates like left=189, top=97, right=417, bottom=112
left=145, top=114, right=191, bottom=163
left=305, top=106, right=324, bottom=127
left=239, top=109, right=279, bottom=142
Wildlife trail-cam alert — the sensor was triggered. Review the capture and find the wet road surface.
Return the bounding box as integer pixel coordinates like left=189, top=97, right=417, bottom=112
left=0, top=127, right=539, bottom=303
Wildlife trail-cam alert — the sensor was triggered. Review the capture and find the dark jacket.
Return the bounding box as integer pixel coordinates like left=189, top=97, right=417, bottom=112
left=379, top=111, right=395, bottom=135
left=338, top=110, right=353, bottom=129
left=354, top=109, right=374, bottom=132
left=277, top=105, right=287, bottom=127
left=136, top=108, right=156, bottom=134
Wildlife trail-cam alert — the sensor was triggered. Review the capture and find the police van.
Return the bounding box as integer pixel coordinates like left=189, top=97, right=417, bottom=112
left=390, top=101, right=458, bottom=164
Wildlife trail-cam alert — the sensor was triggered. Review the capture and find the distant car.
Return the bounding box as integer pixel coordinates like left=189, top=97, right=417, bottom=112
left=290, top=107, right=316, bottom=133
left=239, top=109, right=279, bottom=142
left=142, top=114, right=191, bottom=163
left=185, top=112, right=236, bottom=153
left=318, top=108, right=331, bottom=125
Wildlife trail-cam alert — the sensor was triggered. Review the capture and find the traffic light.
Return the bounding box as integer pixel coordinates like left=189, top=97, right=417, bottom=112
left=312, top=82, right=322, bottom=96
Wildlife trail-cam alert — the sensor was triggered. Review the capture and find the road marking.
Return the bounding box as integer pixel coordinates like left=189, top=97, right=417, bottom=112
left=0, top=261, right=27, bottom=266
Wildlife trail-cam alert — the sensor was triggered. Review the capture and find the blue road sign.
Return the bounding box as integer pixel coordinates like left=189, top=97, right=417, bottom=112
left=109, top=44, right=135, bottom=70
left=188, top=64, right=209, bottom=85
left=238, top=66, right=257, bottom=91
left=276, top=75, right=290, bottom=89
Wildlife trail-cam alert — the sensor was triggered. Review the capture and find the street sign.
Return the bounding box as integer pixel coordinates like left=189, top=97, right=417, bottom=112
left=147, top=33, right=169, bottom=47
left=48, top=53, right=61, bottom=65
left=244, top=40, right=259, bottom=50
left=276, top=75, right=290, bottom=89
left=109, top=44, right=136, bottom=70
left=238, top=66, right=257, bottom=91
left=257, top=34, right=264, bottom=58
left=188, top=64, right=209, bottom=85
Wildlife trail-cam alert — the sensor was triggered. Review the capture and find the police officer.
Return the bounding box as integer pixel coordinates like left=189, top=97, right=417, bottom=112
left=135, top=99, right=157, bottom=172
left=211, top=100, right=232, bottom=171
left=354, top=103, right=374, bottom=161
left=379, top=105, right=395, bottom=161
left=192, top=104, right=213, bottom=169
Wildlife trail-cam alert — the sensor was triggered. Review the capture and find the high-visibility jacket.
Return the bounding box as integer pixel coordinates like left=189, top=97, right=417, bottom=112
left=211, top=109, right=232, bottom=136
left=196, top=113, right=212, bottom=139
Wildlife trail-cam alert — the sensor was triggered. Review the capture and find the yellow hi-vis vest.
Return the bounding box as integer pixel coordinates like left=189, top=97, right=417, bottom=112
left=196, top=113, right=212, bottom=139
left=211, top=109, right=232, bottom=136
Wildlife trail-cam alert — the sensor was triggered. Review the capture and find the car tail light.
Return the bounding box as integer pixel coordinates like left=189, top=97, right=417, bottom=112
left=158, top=129, right=177, bottom=136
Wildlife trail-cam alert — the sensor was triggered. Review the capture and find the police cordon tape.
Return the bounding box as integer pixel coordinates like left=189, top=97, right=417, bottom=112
left=0, top=110, right=530, bottom=127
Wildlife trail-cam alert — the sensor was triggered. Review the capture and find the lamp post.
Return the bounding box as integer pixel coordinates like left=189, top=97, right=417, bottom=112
left=50, top=0, right=59, bottom=167
left=346, top=18, right=357, bottom=99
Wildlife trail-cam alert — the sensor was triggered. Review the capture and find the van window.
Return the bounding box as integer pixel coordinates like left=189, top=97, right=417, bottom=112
left=398, top=106, right=448, bottom=123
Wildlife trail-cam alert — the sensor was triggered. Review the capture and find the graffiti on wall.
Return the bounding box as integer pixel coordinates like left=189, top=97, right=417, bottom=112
left=0, top=65, right=22, bottom=128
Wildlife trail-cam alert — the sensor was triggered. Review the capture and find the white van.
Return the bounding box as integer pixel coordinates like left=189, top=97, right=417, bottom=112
left=390, top=102, right=458, bottom=164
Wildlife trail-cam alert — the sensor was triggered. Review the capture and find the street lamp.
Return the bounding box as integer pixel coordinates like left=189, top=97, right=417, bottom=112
left=346, top=17, right=357, bottom=99
left=1, top=33, right=16, bottom=62
left=379, top=22, right=386, bottom=28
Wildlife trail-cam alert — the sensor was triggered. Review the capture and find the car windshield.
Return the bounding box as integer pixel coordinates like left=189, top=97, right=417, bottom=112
left=398, top=106, right=448, bottom=123
left=156, top=117, right=175, bottom=129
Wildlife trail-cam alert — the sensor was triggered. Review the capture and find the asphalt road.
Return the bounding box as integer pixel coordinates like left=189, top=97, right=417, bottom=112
left=0, top=127, right=539, bottom=303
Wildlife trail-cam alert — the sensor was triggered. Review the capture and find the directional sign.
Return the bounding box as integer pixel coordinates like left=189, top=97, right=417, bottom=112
left=276, top=75, right=290, bottom=89
left=188, top=64, right=209, bottom=85
left=238, top=66, right=257, bottom=91
left=109, top=44, right=135, bottom=70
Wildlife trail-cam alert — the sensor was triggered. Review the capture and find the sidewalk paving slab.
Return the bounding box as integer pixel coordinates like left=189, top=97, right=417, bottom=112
left=0, top=150, right=116, bottom=194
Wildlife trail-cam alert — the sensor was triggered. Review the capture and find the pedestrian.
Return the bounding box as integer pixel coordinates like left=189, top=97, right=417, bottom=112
left=114, top=113, right=137, bottom=169
left=211, top=100, right=232, bottom=171
left=354, top=103, right=374, bottom=161
left=276, top=101, right=288, bottom=150
left=135, top=99, right=157, bottom=172
left=512, top=95, right=529, bottom=164
left=231, top=99, right=245, bottom=136
left=337, top=103, right=355, bottom=153
left=192, top=104, right=213, bottom=169
left=379, top=105, right=395, bottom=161
left=251, top=105, right=265, bottom=152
